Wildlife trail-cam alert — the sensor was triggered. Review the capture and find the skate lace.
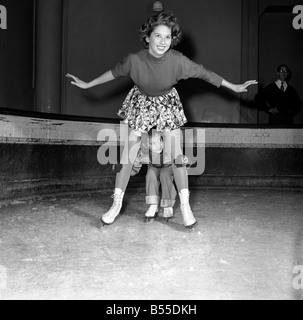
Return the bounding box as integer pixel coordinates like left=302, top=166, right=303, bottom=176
left=110, top=193, right=122, bottom=207
left=180, top=191, right=190, bottom=208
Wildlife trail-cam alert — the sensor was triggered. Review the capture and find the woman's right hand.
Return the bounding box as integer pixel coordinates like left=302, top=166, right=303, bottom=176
left=66, top=73, right=90, bottom=89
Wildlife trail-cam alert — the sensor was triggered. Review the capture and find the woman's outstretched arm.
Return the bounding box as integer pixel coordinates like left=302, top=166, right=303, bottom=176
left=66, top=70, right=115, bottom=89
left=221, top=79, right=257, bottom=93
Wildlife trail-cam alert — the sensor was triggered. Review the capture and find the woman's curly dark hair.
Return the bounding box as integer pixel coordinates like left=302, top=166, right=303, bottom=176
left=139, top=12, right=182, bottom=48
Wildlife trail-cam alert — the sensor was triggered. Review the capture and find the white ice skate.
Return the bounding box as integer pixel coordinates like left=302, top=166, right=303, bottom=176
left=179, top=189, right=197, bottom=229
left=163, top=207, right=174, bottom=222
left=145, top=205, right=159, bottom=222
left=101, top=189, right=124, bottom=226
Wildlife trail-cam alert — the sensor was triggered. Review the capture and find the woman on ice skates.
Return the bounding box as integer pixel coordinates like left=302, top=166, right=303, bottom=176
left=67, top=11, right=257, bottom=229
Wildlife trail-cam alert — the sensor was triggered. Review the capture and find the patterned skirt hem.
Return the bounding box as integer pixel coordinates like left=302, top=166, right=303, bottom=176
left=117, top=86, right=187, bottom=132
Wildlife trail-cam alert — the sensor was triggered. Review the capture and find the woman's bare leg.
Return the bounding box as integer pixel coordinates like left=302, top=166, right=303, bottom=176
left=163, top=129, right=196, bottom=228
left=102, top=130, right=142, bottom=225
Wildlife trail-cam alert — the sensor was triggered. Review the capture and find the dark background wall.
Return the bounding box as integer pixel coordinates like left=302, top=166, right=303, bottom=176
left=0, top=0, right=35, bottom=111
left=0, top=0, right=302, bottom=124
left=258, top=0, right=303, bottom=124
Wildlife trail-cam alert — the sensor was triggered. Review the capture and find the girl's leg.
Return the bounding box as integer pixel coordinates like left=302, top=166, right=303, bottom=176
left=163, top=129, right=197, bottom=228
left=160, top=166, right=176, bottom=208
left=160, top=166, right=176, bottom=220
left=145, top=165, right=160, bottom=220
left=101, top=129, right=142, bottom=225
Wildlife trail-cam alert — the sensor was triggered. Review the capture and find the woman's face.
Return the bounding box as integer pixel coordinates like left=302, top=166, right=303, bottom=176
left=146, top=25, right=172, bottom=58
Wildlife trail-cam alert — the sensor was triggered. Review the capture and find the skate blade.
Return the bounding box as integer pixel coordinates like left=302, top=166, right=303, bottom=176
left=145, top=217, right=156, bottom=223
left=145, top=212, right=158, bottom=223
left=185, top=221, right=197, bottom=232
left=100, top=219, right=113, bottom=227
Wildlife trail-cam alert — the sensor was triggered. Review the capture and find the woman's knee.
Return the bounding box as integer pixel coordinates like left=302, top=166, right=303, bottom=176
left=163, top=129, right=183, bottom=159
left=130, top=130, right=142, bottom=139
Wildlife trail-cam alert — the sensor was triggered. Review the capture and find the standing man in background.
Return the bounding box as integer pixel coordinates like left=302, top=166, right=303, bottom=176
left=255, top=64, right=301, bottom=125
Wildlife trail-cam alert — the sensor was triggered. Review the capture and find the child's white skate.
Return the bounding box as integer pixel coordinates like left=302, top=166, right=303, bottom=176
left=145, top=205, right=159, bottom=222
left=163, top=207, right=174, bottom=222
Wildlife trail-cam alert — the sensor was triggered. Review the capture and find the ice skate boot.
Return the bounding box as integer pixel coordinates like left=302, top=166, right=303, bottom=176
left=101, top=188, right=124, bottom=226
left=145, top=205, right=159, bottom=223
left=163, top=207, right=174, bottom=222
left=179, top=189, right=197, bottom=230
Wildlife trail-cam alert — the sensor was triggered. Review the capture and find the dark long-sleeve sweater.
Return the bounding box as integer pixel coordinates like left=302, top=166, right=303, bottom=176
left=111, top=49, right=223, bottom=97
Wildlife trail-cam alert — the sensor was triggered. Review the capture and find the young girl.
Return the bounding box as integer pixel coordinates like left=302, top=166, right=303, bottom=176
left=131, top=130, right=177, bottom=222
left=67, top=12, right=257, bottom=229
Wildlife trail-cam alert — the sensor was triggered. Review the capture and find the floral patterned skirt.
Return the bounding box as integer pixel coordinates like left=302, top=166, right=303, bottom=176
left=117, top=85, right=187, bottom=132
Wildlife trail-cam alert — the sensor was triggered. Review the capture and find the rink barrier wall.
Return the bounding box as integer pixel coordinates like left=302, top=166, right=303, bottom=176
left=0, top=114, right=302, bottom=200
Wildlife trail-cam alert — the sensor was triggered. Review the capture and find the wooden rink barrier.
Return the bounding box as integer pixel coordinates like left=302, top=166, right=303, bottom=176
left=0, top=113, right=302, bottom=200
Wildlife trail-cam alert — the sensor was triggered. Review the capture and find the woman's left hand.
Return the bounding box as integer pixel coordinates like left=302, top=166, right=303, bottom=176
left=233, top=80, right=258, bottom=92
